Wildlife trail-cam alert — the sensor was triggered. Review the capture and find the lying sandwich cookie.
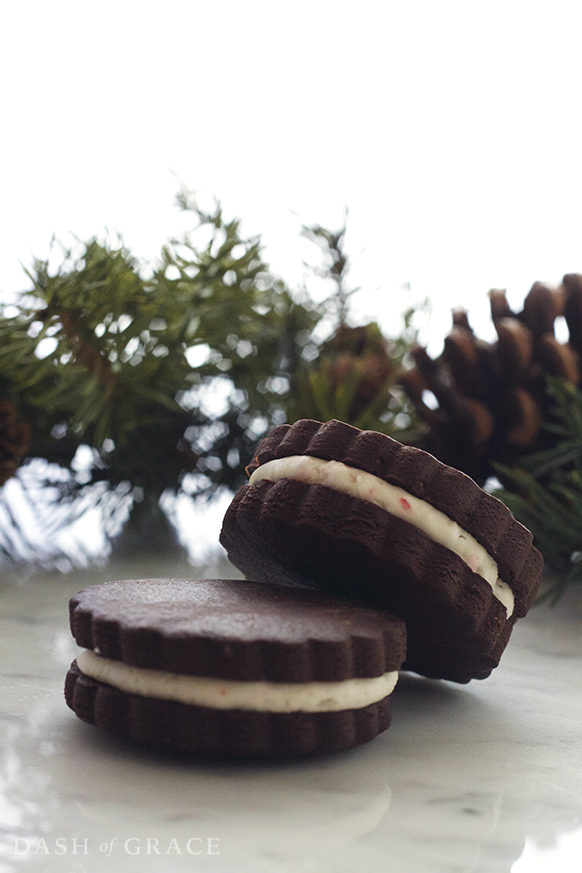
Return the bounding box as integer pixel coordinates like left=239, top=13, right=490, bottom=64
left=220, top=419, right=543, bottom=683
left=65, top=578, right=406, bottom=757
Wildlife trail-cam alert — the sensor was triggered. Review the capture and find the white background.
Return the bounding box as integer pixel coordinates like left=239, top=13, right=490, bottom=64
left=2, top=0, right=582, bottom=353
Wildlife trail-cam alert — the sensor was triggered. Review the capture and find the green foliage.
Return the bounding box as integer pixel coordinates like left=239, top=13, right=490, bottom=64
left=0, top=195, right=319, bottom=512
left=0, top=193, right=421, bottom=557
left=494, top=377, right=582, bottom=602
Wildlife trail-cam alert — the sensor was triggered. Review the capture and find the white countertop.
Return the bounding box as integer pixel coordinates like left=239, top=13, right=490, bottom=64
left=1, top=557, right=581, bottom=873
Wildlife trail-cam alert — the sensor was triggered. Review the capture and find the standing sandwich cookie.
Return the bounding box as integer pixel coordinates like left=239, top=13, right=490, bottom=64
left=220, top=419, right=543, bottom=683
left=65, top=578, right=406, bottom=757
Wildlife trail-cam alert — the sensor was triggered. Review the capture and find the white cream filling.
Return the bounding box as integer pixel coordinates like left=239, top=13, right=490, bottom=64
left=76, top=649, right=398, bottom=713
left=249, top=455, right=515, bottom=617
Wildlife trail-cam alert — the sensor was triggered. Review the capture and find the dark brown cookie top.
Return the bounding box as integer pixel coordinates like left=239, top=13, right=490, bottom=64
left=69, top=578, right=407, bottom=683
left=245, top=419, right=543, bottom=611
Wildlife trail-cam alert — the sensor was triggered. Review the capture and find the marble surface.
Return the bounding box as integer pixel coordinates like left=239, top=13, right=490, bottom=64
left=1, top=557, right=582, bottom=873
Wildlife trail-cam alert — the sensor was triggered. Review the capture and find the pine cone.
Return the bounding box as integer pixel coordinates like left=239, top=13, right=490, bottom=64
left=399, top=275, right=582, bottom=486
left=292, top=323, right=396, bottom=425
left=0, top=400, right=32, bottom=486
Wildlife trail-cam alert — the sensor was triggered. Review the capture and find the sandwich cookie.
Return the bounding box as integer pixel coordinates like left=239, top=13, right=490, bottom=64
left=65, top=577, right=406, bottom=757
left=220, top=419, right=543, bottom=683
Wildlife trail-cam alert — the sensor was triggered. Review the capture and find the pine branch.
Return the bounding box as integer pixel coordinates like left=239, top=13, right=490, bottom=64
left=493, top=376, right=582, bottom=602
left=0, top=193, right=421, bottom=563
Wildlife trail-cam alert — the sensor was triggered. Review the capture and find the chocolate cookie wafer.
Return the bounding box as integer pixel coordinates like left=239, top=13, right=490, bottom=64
left=65, top=578, right=406, bottom=757
left=219, top=419, right=543, bottom=683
